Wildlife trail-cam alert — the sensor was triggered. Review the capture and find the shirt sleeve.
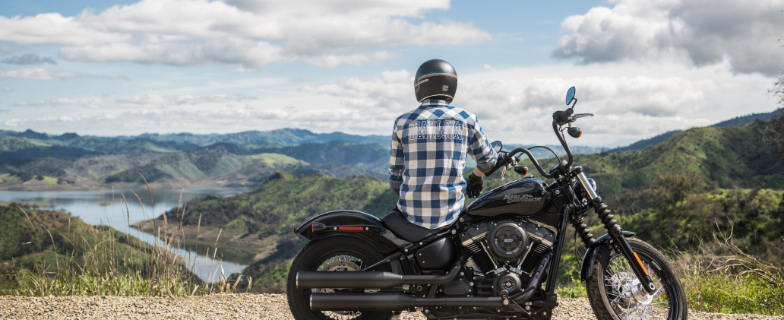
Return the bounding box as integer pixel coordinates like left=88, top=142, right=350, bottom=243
left=388, top=120, right=405, bottom=190
left=468, top=117, right=498, bottom=173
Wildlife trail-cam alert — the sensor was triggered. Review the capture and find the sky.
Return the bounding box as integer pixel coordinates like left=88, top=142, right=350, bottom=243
left=0, top=0, right=782, bottom=148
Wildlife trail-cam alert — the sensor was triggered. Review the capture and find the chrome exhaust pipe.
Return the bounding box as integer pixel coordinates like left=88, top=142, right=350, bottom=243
left=297, top=252, right=469, bottom=289
left=310, top=293, right=502, bottom=311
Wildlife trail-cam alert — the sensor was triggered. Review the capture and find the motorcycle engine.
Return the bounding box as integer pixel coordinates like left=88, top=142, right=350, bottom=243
left=459, top=219, right=556, bottom=295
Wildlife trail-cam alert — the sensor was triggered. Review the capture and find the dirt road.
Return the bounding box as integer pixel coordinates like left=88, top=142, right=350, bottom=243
left=0, top=294, right=778, bottom=319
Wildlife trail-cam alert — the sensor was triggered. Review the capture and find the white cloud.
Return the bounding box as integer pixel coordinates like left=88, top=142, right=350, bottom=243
left=0, top=69, right=80, bottom=80
left=552, top=0, right=784, bottom=76
left=303, top=61, right=779, bottom=146
left=2, top=86, right=10, bottom=92
left=15, top=93, right=256, bottom=108
left=0, top=0, right=489, bottom=69
left=301, top=51, right=399, bottom=68
left=0, top=68, right=129, bottom=81
left=5, top=62, right=778, bottom=147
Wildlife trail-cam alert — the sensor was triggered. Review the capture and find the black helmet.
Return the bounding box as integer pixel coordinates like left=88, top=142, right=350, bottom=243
left=415, top=59, right=457, bottom=103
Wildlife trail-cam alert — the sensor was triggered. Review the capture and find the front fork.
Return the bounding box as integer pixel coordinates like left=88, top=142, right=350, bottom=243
left=575, top=170, right=657, bottom=295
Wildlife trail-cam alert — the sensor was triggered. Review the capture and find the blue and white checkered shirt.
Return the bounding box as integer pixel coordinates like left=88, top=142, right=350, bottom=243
left=389, top=99, right=498, bottom=229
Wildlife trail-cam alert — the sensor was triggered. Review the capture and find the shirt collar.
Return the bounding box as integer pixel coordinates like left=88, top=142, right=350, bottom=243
left=419, top=99, right=450, bottom=107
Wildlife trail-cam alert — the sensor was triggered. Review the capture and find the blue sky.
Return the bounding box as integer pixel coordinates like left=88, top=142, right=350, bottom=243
left=0, top=0, right=781, bottom=147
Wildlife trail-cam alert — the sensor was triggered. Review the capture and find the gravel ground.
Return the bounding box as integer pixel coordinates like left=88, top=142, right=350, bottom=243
left=0, top=294, right=779, bottom=320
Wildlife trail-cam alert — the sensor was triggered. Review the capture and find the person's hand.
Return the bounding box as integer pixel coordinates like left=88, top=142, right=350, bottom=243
left=466, top=173, right=484, bottom=198
left=490, top=152, right=512, bottom=173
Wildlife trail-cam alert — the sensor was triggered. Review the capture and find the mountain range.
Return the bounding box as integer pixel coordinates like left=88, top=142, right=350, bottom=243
left=0, top=108, right=779, bottom=191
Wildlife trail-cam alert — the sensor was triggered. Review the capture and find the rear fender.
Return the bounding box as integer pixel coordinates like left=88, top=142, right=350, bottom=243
left=294, top=210, right=410, bottom=253
left=580, top=231, right=636, bottom=282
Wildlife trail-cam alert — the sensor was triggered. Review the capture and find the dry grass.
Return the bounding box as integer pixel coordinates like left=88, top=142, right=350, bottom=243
left=11, top=175, right=244, bottom=297
left=670, top=229, right=784, bottom=315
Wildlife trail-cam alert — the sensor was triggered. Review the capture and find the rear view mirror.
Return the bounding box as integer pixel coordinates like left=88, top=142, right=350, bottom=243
left=566, top=86, right=576, bottom=105
left=491, top=141, right=503, bottom=153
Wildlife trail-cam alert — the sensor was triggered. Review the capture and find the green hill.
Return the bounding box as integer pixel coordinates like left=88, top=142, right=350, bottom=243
left=0, top=131, right=199, bottom=159
left=0, top=148, right=387, bottom=190
left=521, top=120, right=784, bottom=196
left=252, top=141, right=390, bottom=173
left=0, top=203, right=197, bottom=294
left=606, top=109, right=781, bottom=153
left=162, top=173, right=395, bottom=237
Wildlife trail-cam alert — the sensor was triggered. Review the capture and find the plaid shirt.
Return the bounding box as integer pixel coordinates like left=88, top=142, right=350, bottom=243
left=389, top=99, right=498, bottom=229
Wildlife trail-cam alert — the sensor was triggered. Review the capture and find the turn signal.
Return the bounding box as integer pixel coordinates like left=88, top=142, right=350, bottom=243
left=567, top=127, right=582, bottom=138
left=514, top=166, right=529, bottom=176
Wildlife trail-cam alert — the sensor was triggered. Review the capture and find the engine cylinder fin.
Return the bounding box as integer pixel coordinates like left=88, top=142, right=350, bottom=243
left=519, top=243, right=550, bottom=274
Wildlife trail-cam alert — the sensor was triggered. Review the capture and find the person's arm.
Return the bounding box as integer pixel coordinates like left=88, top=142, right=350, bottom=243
left=468, top=117, right=498, bottom=174
left=388, top=121, right=404, bottom=197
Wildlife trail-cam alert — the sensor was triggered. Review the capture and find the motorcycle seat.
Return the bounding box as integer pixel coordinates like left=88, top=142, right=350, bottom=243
left=381, top=209, right=455, bottom=243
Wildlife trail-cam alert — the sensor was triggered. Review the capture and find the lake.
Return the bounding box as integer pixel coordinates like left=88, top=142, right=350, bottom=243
left=0, top=186, right=253, bottom=282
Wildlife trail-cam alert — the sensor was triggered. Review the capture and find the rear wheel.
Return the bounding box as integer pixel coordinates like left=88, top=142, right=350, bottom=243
left=287, top=236, right=393, bottom=320
left=586, top=238, right=687, bottom=320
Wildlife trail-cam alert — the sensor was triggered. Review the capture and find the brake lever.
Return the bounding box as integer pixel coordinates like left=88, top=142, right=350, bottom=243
left=569, top=113, right=593, bottom=123
left=500, top=156, right=519, bottom=180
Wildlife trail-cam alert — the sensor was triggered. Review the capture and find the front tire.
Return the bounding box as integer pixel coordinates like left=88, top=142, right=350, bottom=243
left=287, top=236, right=393, bottom=320
left=586, top=238, right=688, bottom=320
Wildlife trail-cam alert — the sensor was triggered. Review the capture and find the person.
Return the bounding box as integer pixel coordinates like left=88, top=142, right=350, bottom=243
left=388, top=59, right=509, bottom=230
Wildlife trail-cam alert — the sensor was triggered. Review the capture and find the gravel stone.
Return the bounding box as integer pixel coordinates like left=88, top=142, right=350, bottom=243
left=0, top=294, right=779, bottom=319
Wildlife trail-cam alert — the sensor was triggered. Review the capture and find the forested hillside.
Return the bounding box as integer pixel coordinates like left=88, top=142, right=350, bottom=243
left=0, top=149, right=387, bottom=190
left=611, top=173, right=784, bottom=266
left=606, top=109, right=781, bottom=153
left=165, top=172, right=395, bottom=233
left=521, top=120, right=784, bottom=197
left=252, top=141, right=390, bottom=173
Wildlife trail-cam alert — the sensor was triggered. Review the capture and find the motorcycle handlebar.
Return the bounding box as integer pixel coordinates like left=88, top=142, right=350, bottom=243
left=485, top=108, right=577, bottom=180
left=507, top=148, right=555, bottom=179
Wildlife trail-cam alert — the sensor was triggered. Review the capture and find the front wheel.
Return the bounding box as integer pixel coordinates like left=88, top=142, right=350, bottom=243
left=287, top=236, right=392, bottom=320
left=586, top=238, right=688, bottom=320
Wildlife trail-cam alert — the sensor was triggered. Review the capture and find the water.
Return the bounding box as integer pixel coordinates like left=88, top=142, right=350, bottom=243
left=0, top=186, right=252, bottom=282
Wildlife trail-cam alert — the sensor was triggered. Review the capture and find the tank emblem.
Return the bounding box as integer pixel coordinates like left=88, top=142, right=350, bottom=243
left=503, top=194, right=541, bottom=204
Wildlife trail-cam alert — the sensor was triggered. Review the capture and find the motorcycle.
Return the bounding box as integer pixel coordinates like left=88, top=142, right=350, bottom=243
left=287, top=87, right=687, bottom=320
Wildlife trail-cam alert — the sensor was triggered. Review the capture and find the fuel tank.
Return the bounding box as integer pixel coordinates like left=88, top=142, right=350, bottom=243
left=466, top=178, right=550, bottom=217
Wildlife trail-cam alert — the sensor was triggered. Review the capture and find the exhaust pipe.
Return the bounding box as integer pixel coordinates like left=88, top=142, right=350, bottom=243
left=310, top=294, right=502, bottom=311
left=308, top=253, right=553, bottom=311
left=298, top=252, right=469, bottom=289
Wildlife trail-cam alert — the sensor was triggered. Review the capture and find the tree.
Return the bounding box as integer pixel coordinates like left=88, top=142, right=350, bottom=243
left=764, top=75, right=784, bottom=160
